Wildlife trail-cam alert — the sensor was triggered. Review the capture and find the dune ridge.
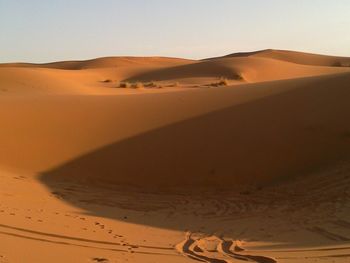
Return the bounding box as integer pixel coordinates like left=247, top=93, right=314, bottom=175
left=1, top=50, right=349, bottom=96
left=0, top=56, right=194, bottom=70
left=211, top=49, right=350, bottom=67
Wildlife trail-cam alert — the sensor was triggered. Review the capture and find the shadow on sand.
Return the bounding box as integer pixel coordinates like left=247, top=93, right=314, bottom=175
left=40, top=73, right=350, bottom=246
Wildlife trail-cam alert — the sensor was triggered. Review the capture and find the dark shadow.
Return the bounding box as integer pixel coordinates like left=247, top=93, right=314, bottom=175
left=40, top=73, right=350, bottom=246
left=124, top=60, right=242, bottom=82
left=204, top=49, right=271, bottom=61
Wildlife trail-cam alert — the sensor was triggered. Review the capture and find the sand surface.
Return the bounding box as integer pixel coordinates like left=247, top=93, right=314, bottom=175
left=0, top=50, right=350, bottom=262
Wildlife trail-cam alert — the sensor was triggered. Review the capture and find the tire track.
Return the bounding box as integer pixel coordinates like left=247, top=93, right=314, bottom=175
left=218, top=239, right=277, bottom=263
left=0, top=223, right=176, bottom=256
left=176, top=233, right=277, bottom=263
left=176, top=233, right=230, bottom=263
left=308, top=226, right=350, bottom=242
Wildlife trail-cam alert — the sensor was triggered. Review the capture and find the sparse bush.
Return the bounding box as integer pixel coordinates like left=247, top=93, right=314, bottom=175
left=333, top=61, right=350, bottom=67
left=117, top=82, right=144, bottom=89
left=117, top=81, right=161, bottom=89
left=118, top=82, right=131, bottom=88
left=210, top=77, right=229, bottom=87
left=144, top=82, right=157, bottom=88
left=167, top=82, right=180, bottom=88
left=218, top=77, right=229, bottom=86
left=143, top=82, right=165, bottom=89
left=233, top=73, right=244, bottom=80
left=102, top=79, right=112, bottom=83
left=131, top=82, right=144, bottom=89
left=209, top=74, right=244, bottom=87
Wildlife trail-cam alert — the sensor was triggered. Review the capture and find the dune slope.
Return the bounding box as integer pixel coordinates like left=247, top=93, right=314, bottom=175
left=0, top=72, right=350, bottom=187
left=39, top=72, right=350, bottom=187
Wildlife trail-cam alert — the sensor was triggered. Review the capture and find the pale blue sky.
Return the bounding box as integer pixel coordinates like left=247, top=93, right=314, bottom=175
left=1, top=0, right=350, bottom=63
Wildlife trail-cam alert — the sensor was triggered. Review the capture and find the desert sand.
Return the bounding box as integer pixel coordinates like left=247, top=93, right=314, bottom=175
left=0, top=49, right=350, bottom=263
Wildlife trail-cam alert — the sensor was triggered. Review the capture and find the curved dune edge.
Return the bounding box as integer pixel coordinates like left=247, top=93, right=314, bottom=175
left=37, top=72, right=350, bottom=188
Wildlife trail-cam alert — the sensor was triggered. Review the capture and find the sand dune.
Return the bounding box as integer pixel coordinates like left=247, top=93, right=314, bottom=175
left=1, top=50, right=349, bottom=96
left=126, top=56, right=349, bottom=83
left=1, top=50, right=350, bottom=262
left=214, top=49, right=350, bottom=67
left=0, top=56, right=193, bottom=70
left=31, top=73, right=350, bottom=187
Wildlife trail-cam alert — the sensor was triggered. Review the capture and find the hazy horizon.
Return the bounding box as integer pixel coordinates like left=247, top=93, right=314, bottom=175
left=1, top=0, right=350, bottom=63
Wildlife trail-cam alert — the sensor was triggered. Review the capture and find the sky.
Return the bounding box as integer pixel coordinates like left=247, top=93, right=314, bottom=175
left=1, top=0, right=350, bottom=63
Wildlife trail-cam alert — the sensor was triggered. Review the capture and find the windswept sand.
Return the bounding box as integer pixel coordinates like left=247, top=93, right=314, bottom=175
left=0, top=50, right=350, bottom=263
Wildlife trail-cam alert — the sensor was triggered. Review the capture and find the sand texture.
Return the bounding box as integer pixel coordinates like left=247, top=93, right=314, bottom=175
left=1, top=50, right=350, bottom=262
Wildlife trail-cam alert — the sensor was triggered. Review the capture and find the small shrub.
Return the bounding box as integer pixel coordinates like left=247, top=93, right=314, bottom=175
left=102, top=79, right=112, bottom=83
left=144, top=82, right=157, bottom=88
left=333, top=61, right=350, bottom=67
left=218, top=77, right=229, bottom=86
left=117, top=82, right=157, bottom=89
left=167, top=82, right=180, bottom=88
left=209, top=74, right=244, bottom=87
left=210, top=77, right=229, bottom=87
left=131, top=82, right=144, bottom=89
left=118, top=82, right=131, bottom=88
left=233, top=73, right=244, bottom=80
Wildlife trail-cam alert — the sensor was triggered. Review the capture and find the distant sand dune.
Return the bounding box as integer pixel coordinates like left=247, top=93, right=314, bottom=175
left=0, top=56, right=193, bottom=70
left=1, top=50, right=349, bottom=96
left=126, top=56, right=349, bottom=83
left=211, top=49, right=350, bottom=67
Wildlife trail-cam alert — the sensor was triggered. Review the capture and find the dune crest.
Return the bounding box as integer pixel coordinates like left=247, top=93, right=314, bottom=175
left=213, top=49, right=350, bottom=67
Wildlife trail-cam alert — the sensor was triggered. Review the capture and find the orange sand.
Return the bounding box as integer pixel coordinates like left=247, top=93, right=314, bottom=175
left=0, top=50, right=350, bottom=263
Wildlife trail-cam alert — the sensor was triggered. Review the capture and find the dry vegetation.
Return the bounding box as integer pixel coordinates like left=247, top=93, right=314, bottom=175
left=143, top=82, right=158, bottom=88
left=333, top=61, right=350, bottom=67
left=209, top=74, right=243, bottom=87
left=133, top=82, right=144, bottom=89
left=118, top=82, right=131, bottom=88
left=117, top=81, right=163, bottom=89
left=167, top=82, right=180, bottom=87
left=210, top=77, right=230, bottom=87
